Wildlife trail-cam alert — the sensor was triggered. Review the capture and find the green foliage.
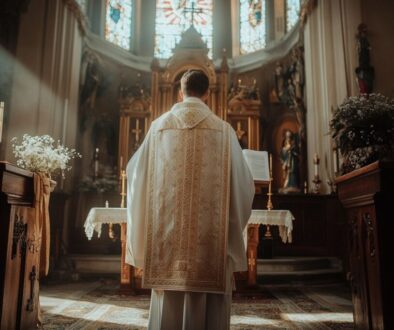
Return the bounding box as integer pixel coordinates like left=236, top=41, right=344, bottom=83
left=330, top=93, right=394, bottom=173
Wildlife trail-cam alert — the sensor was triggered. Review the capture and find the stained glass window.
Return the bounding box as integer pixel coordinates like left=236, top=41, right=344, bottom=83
left=240, top=0, right=266, bottom=54
left=155, top=0, right=213, bottom=59
left=286, top=0, right=300, bottom=32
left=105, top=0, right=132, bottom=50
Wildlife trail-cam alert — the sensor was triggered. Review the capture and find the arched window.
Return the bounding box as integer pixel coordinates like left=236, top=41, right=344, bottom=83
left=154, top=0, right=213, bottom=59
left=286, top=0, right=300, bottom=32
left=104, top=0, right=133, bottom=50
left=239, top=0, right=266, bottom=55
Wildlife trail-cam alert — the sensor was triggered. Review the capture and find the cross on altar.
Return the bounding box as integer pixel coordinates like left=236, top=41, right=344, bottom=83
left=132, top=119, right=142, bottom=142
left=183, top=1, right=203, bottom=26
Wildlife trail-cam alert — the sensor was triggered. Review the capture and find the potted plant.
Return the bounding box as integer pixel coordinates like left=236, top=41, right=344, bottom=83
left=330, top=93, right=394, bottom=174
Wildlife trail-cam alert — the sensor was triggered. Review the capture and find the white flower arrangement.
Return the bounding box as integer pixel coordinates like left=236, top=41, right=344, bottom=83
left=11, top=134, right=81, bottom=177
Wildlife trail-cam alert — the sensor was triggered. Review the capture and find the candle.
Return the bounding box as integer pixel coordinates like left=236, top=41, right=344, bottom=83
left=94, top=148, right=99, bottom=177
left=120, top=156, right=123, bottom=171
left=121, top=170, right=126, bottom=195
left=313, top=153, right=319, bottom=177
left=269, top=153, right=272, bottom=176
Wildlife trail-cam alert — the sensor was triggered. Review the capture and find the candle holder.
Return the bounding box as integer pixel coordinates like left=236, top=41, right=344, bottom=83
left=326, top=179, right=336, bottom=194
left=265, top=154, right=273, bottom=238
left=312, top=153, right=321, bottom=194
left=120, top=170, right=126, bottom=208
left=312, top=175, right=321, bottom=194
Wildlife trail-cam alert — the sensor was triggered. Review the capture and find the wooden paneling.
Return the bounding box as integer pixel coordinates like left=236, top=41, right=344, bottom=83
left=253, top=193, right=346, bottom=257
left=336, top=161, right=394, bottom=329
left=0, top=162, right=38, bottom=330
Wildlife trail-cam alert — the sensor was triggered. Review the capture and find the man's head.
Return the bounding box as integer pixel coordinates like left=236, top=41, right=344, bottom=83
left=180, top=70, right=209, bottom=100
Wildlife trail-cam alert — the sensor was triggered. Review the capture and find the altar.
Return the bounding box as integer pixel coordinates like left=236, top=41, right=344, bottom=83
left=84, top=207, right=294, bottom=291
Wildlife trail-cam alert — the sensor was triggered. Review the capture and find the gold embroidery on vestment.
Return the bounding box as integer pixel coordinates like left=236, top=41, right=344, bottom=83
left=143, top=107, right=231, bottom=293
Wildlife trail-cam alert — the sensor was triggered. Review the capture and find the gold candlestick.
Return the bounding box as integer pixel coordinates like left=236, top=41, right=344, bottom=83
left=120, top=170, right=126, bottom=208
left=266, top=154, right=273, bottom=238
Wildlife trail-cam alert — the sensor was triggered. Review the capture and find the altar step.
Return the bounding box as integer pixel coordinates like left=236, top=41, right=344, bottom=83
left=61, top=255, right=343, bottom=284
left=257, top=257, right=343, bottom=283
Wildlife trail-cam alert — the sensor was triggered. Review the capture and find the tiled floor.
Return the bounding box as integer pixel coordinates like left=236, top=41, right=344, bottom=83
left=40, top=280, right=354, bottom=329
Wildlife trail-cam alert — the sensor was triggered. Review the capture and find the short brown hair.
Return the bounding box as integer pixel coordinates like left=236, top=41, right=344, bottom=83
left=181, top=70, right=209, bottom=97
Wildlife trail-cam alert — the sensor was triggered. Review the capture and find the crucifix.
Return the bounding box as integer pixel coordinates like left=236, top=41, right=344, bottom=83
left=131, top=119, right=142, bottom=143
left=183, top=1, right=203, bottom=26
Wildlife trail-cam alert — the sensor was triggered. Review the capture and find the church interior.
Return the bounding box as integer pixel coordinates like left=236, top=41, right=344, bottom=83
left=1, top=0, right=394, bottom=329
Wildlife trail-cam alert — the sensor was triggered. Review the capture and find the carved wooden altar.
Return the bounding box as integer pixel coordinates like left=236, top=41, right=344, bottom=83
left=117, top=26, right=262, bottom=293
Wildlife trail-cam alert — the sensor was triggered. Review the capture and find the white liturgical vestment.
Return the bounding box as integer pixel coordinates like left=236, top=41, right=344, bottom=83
left=126, top=97, right=255, bottom=329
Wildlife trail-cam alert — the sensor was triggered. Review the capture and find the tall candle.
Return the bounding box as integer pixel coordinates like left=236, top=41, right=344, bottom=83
left=121, top=170, right=126, bottom=195
left=313, top=153, right=319, bottom=177
left=94, top=148, right=99, bottom=177
left=269, top=153, right=272, bottom=177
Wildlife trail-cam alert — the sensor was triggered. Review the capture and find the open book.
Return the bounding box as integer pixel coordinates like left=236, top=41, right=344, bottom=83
left=242, top=149, right=270, bottom=184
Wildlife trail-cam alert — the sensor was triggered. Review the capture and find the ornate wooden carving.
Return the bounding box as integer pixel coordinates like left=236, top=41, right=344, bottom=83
left=26, top=266, right=36, bottom=312
left=246, top=224, right=259, bottom=286
left=0, top=162, right=36, bottom=329
left=12, top=215, right=27, bottom=260
left=336, top=161, right=394, bottom=329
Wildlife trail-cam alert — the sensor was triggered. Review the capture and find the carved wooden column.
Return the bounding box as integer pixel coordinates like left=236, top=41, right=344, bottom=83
left=120, top=223, right=134, bottom=293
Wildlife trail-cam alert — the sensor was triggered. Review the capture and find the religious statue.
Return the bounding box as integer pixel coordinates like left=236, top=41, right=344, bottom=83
left=286, top=78, right=296, bottom=106
left=294, top=97, right=306, bottom=141
left=291, top=47, right=304, bottom=99
left=275, top=62, right=285, bottom=99
left=355, top=23, right=374, bottom=94
left=279, top=130, right=301, bottom=193
left=80, top=51, right=102, bottom=110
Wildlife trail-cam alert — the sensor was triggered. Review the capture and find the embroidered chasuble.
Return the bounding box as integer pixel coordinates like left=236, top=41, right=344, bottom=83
left=126, top=97, right=255, bottom=296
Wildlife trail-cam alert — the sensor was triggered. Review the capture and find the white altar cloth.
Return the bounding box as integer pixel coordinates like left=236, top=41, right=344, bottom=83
left=84, top=208, right=294, bottom=245
left=245, top=209, right=295, bottom=243
left=84, top=207, right=127, bottom=240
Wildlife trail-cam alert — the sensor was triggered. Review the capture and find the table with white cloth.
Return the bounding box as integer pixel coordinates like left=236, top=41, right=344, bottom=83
left=244, top=209, right=295, bottom=286
left=84, top=207, right=136, bottom=292
left=84, top=207, right=127, bottom=240
left=84, top=207, right=295, bottom=290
